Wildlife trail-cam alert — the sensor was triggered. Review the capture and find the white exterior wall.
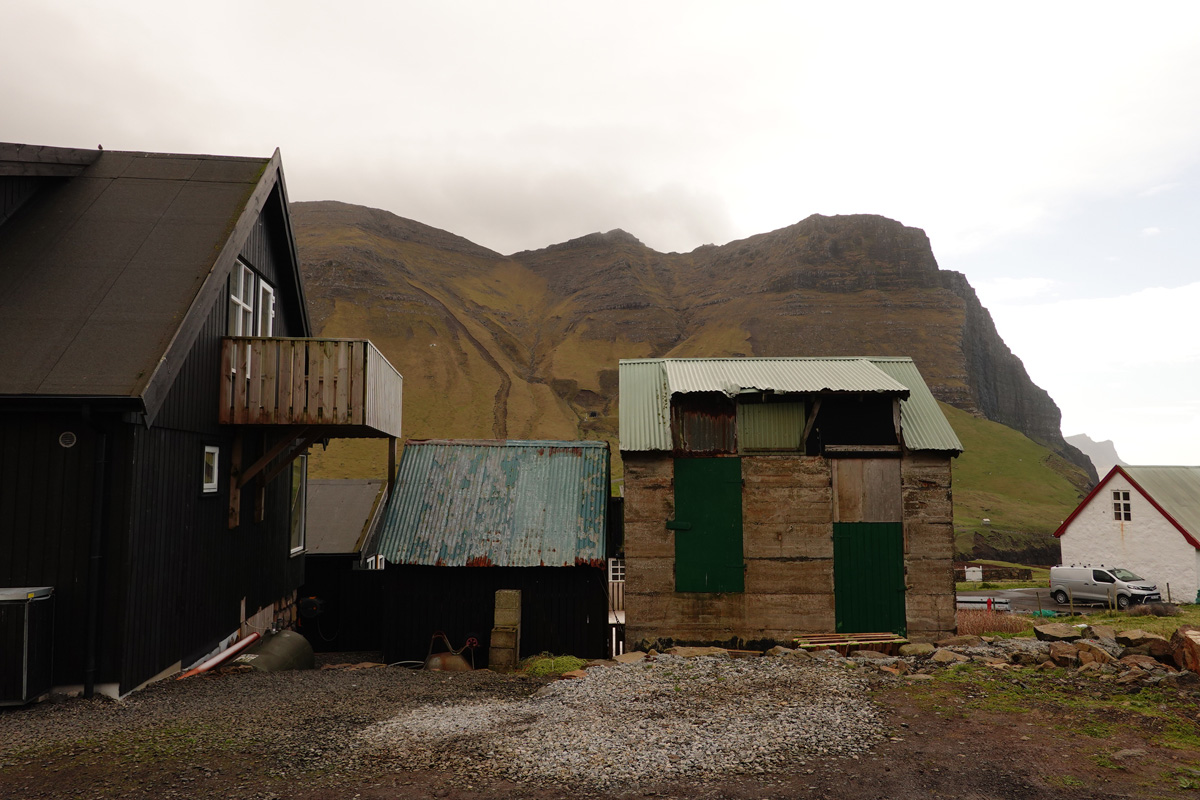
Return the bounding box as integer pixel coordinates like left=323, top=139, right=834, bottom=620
left=1059, top=474, right=1199, bottom=604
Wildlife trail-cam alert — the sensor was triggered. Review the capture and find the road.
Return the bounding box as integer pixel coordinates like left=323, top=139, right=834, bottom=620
left=957, top=586, right=1100, bottom=615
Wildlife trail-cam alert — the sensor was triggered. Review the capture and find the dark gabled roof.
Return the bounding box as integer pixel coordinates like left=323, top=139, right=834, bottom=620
left=370, top=439, right=610, bottom=567
left=1055, top=465, right=1200, bottom=549
left=0, top=142, right=309, bottom=417
left=306, top=479, right=388, bottom=555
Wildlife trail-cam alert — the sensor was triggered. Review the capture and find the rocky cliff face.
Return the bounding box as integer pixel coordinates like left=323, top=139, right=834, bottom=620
left=291, top=202, right=1094, bottom=482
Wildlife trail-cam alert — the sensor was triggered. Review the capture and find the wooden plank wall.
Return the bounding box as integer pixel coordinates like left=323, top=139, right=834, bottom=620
left=623, top=453, right=836, bottom=649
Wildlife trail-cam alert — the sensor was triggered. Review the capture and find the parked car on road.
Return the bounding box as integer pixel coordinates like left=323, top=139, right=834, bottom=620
left=1049, top=565, right=1161, bottom=609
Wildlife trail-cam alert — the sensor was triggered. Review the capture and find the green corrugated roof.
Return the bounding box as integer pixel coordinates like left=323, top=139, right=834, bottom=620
left=369, top=440, right=610, bottom=567
left=618, top=357, right=962, bottom=454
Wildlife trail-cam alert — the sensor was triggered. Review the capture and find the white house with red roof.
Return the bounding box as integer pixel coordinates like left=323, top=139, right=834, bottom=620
left=1055, top=466, right=1200, bottom=605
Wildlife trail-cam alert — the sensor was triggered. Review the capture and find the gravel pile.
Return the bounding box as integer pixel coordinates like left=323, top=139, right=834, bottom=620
left=361, top=654, right=883, bottom=788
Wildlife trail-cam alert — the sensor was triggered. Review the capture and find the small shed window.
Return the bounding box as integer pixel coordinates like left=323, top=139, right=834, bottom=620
left=202, top=446, right=220, bottom=493
left=289, top=456, right=307, bottom=554
left=1112, top=490, right=1131, bottom=521
left=737, top=401, right=805, bottom=452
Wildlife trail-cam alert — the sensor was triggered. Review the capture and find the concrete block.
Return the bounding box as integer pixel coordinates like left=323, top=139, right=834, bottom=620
left=744, top=523, right=834, bottom=559
left=904, top=559, right=955, bottom=595
left=744, top=559, right=834, bottom=595
left=490, top=626, right=519, bottom=650
left=625, top=557, right=676, bottom=594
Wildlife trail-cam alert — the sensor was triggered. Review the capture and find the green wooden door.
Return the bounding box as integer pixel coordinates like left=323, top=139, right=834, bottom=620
left=834, top=522, right=906, bottom=635
left=672, top=458, right=743, bottom=592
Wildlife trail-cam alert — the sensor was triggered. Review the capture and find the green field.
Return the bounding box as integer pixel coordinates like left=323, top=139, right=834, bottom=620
left=943, top=402, right=1088, bottom=562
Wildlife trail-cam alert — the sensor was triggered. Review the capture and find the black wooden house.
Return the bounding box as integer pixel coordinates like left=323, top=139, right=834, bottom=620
left=0, top=143, right=403, bottom=699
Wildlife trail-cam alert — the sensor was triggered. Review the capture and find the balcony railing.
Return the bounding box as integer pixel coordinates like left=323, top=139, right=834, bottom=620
left=220, top=337, right=402, bottom=437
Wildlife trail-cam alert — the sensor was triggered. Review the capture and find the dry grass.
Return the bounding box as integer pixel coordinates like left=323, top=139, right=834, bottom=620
left=956, top=609, right=1035, bottom=637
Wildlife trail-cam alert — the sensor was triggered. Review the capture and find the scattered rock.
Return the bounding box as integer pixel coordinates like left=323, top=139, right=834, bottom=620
left=764, top=645, right=796, bottom=657
left=559, top=670, right=589, bottom=680
left=899, top=643, right=935, bottom=657
left=850, top=649, right=890, bottom=660
left=1116, top=629, right=1169, bottom=648
left=936, top=635, right=983, bottom=647
left=1112, top=748, right=1146, bottom=761
left=1075, top=641, right=1117, bottom=665
left=613, top=652, right=647, bottom=664
left=1085, top=624, right=1117, bottom=641
left=1170, top=626, right=1200, bottom=673
left=931, top=649, right=969, bottom=665
left=787, top=649, right=815, bottom=661
left=1120, top=654, right=1162, bottom=671
left=664, top=646, right=731, bottom=658
left=1048, top=641, right=1079, bottom=668
left=1116, top=668, right=1149, bottom=685
left=1034, top=623, right=1083, bottom=642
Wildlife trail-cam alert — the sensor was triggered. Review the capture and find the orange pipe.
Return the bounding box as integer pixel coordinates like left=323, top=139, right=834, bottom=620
left=177, top=632, right=261, bottom=680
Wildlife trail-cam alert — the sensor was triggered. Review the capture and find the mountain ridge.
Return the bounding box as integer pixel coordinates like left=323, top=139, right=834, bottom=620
left=290, top=201, right=1097, bottom=489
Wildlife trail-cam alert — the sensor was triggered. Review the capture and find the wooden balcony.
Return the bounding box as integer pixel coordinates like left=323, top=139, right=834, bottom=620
left=220, top=337, right=402, bottom=438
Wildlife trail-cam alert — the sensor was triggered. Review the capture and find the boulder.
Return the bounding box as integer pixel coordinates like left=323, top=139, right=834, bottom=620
left=1116, top=629, right=1168, bottom=648
left=1035, top=623, right=1084, bottom=642
left=1116, top=667, right=1149, bottom=685
left=899, top=643, right=935, bottom=657
left=936, top=634, right=984, bottom=647
left=1119, top=654, right=1162, bottom=671
left=931, top=648, right=969, bottom=664
left=560, top=669, right=589, bottom=679
left=764, top=645, right=796, bottom=657
left=1170, top=626, right=1200, bottom=673
left=1075, top=641, right=1117, bottom=665
left=1048, top=641, right=1080, bottom=668
left=665, top=646, right=730, bottom=658
left=1085, top=624, right=1118, bottom=641
left=613, top=651, right=647, bottom=664
left=850, top=649, right=890, bottom=660
left=787, top=649, right=815, bottom=661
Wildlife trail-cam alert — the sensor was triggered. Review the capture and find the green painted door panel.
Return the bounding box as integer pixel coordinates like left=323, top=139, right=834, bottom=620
left=833, top=522, right=906, bottom=635
left=673, top=457, right=744, bottom=592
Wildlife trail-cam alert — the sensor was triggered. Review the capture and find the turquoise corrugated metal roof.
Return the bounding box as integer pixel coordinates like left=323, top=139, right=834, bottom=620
left=618, top=357, right=962, bottom=454
left=370, top=440, right=610, bottom=567
left=1123, top=466, right=1200, bottom=542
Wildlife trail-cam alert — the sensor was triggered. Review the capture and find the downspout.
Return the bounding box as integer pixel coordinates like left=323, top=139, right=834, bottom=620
left=83, top=418, right=109, bottom=699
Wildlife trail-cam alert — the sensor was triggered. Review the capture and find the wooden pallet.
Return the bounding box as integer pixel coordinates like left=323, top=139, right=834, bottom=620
left=791, top=632, right=908, bottom=656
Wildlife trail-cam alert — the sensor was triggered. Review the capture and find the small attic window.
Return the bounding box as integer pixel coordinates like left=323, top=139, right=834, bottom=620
left=1112, top=490, right=1131, bottom=521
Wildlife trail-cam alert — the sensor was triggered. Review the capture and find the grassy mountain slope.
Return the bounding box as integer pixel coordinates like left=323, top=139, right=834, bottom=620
left=944, top=402, right=1087, bottom=562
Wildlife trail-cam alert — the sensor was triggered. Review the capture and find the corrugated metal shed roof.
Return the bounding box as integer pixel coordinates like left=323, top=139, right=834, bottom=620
left=370, top=440, right=610, bottom=567
left=618, top=357, right=963, bottom=454
left=306, top=479, right=387, bottom=555
left=866, top=357, right=964, bottom=453
left=1123, top=466, right=1200, bottom=544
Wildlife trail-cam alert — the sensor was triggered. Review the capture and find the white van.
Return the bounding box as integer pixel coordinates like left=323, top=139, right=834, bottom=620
left=1049, top=565, right=1161, bottom=609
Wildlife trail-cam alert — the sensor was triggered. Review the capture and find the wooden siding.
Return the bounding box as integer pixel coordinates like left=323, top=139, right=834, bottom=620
left=0, top=175, right=44, bottom=226
left=220, top=337, right=402, bottom=437
left=0, top=415, right=106, bottom=686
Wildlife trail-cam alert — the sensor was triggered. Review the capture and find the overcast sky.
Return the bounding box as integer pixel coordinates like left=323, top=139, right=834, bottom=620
left=6, top=1, right=1198, bottom=465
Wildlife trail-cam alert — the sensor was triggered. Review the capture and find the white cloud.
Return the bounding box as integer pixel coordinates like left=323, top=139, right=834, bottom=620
left=974, top=277, right=1059, bottom=305
left=986, top=282, right=1200, bottom=464
left=1141, top=227, right=1162, bottom=237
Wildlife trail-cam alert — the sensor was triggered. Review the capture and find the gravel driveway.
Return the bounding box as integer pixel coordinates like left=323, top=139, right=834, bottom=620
left=0, top=652, right=881, bottom=798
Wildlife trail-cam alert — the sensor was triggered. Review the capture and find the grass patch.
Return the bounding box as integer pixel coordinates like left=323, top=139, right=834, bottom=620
left=957, top=609, right=1034, bottom=636
left=520, top=653, right=588, bottom=677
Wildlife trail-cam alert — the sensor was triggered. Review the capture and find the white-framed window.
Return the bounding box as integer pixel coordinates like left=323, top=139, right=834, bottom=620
left=229, top=261, right=255, bottom=336
left=289, top=455, right=307, bottom=554
left=1112, top=490, right=1131, bottom=521
left=608, top=557, right=625, bottom=583
left=257, top=282, right=275, bottom=337
left=202, top=446, right=220, bottom=493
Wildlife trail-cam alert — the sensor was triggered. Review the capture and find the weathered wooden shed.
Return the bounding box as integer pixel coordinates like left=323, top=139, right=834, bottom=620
left=0, top=143, right=403, bottom=699
left=618, top=357, right=963, bottom=647
left=363, top=439, right=614, bottom=664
